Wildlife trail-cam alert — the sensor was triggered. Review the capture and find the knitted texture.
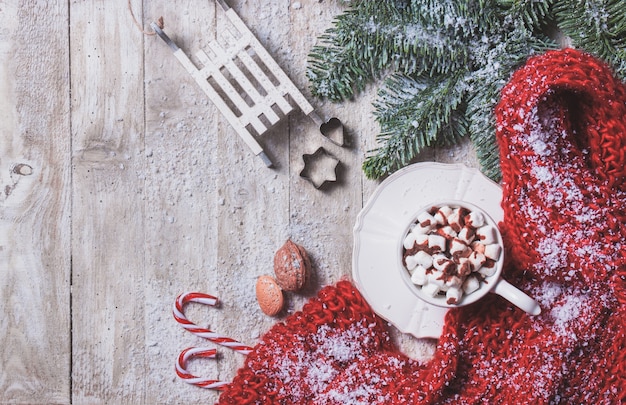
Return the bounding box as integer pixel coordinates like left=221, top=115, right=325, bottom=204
left=217, top=49, right=626, bottom=404
left=217, top=281, right=431, bottom=404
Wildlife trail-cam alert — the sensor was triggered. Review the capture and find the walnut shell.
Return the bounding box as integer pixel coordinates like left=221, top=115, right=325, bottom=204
left=255, top=275, right=284, bottom=316
left=273, top=239, right=310, bottom=292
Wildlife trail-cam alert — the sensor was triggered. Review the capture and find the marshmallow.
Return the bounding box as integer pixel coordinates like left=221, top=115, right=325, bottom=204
left=405, top=255, right=419, bottom=271
left=470, top=241, right=486, bottom=254
left=478, top=263, right=497, bottom=277
left=403, top=232, right=417, bottom=250
left=410, top=265, right=428, bottom=285
left=445, top=275, right=463, bottom=289
left=484, top=243, right=502, bottom=261
left=464, top=211, right=485, bottom=228
left=447, top=209, right=463, bottom=232
left=414, top=233, right=429, bottom=247
left=417, top=211, right=436, bottom=228
left=449, top=238, right=469, bottom=256
left=476, top=225, right=498, bottom=245
left=468, top=251, right=487, bottom=271
left=457, top=226, right=476, bottom=244
left=428, top=234, right=446, bottom=252
left=410, top=250, right=433, bottom=269
left=432, top=254, right=453, bottom=273
left=422, top=282, right=441, bottom=297
left=446, top=287, right=463, bottom=304
left=462, top=276, right=481, bottom=295
left=457, top=258, right=472, bottom=276
left=403, top=231, right=428, bottom=249
left=426, top=270, right=447, bottom=289
left=437, top=225, right=458, bottom=239
left=434, top=205, right=453, bottom=225
left=411, top=222, right=431, bottom=235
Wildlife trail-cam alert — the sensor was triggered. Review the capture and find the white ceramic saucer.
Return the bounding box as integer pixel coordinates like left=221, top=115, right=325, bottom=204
left=352, top=162, right=503, bottom=339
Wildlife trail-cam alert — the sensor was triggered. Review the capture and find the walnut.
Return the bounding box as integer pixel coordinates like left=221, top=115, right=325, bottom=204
left=273, top=240, right=310, bottom=292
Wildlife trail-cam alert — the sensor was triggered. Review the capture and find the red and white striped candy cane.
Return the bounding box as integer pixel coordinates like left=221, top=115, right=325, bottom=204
left=173, top=292, right=254, bottom=355
left=175, top=347, right=229, bottom=390
left=173, top=292, right=254, bottom=389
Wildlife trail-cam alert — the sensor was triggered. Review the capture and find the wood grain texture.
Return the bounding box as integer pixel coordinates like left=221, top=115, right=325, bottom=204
left=144, top=1, right=225, bottom=403
left=0, top=1, right=71, bottom=403
left=70, top=0, right=146, bottom=402
left=0, top=0, right=479, bottom=403
left=212, top=3, right=291, bottom=402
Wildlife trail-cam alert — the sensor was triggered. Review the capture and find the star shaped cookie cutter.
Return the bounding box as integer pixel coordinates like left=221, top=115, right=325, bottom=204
left=299, top=147, right=340, bottom=189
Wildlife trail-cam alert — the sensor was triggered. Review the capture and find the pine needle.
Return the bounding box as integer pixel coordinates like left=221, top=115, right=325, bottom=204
left=308, top=0, right=623, bottom=180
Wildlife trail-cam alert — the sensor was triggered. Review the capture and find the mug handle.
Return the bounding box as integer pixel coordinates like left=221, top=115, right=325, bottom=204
left=493, top=278, right=541, bottom=315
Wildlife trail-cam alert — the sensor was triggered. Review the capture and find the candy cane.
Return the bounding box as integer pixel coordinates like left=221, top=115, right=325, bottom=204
left=175, top=347, right=229, bottom=390
left=173, top=291, right=254, bottom=390
left=173, top=292, right=254, bottom=355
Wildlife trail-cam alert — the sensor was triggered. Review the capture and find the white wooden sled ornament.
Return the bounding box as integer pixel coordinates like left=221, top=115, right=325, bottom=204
left=151, top=0, right=323, bottom=167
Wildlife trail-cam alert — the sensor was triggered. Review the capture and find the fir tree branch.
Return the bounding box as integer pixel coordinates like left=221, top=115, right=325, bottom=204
left=308, top=0, right=622, bottom=181
left=307, top=0, right=474, bottom=101
left=554, top=0, right=626, bottom=77
left=362, top=72, right=468, bottom=179
left=496, top=0, right=555, bottom=32
left=307, top=1, right=408, bottom=101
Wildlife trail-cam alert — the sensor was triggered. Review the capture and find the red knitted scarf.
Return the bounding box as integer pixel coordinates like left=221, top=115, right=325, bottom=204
left=218, top=49, right=626, bottom=404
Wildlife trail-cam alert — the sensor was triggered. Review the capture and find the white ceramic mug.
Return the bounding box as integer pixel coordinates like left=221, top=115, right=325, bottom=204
left=399, top=200, right=541, bottom=315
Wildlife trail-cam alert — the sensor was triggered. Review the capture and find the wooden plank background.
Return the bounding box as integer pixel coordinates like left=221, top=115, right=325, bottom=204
left=0, top=1, right=478, bottom=403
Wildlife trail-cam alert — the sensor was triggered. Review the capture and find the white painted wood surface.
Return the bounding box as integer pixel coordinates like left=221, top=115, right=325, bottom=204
left=0, top=1, right=478, bottom=403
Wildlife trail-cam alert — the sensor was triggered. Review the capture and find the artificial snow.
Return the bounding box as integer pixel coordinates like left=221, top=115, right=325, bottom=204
left=259, top=319, right=401, bottom=404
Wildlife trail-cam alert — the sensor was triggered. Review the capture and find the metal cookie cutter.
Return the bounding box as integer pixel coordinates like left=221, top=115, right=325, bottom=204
left=151, top=0, right=340, bottom=168
left=299, top=147, right=340, bottom=189
left=319, top=117, right=345, bottom=147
